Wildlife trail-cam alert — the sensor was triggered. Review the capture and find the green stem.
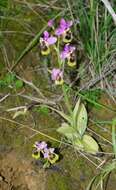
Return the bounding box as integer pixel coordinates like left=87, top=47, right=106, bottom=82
left=112, top=118, right=116, bottom=158
left=62, top=84, right=72, bottom=116
left=53, top=38, right=62, bottom=67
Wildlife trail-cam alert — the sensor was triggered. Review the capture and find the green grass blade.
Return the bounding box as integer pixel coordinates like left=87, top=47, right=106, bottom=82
left=86, top=175, right=98, bottom=190
left=11, top=9, right=67, bottom=71
left=11, top=26, right=46, bottom=70
left=76, top=92, right=116, bottom=113
left=112, top=118, right=116, bottom=157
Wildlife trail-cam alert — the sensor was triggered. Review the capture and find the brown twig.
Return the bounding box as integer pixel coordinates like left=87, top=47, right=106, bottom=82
left=79, top=63, right=116, bottom=91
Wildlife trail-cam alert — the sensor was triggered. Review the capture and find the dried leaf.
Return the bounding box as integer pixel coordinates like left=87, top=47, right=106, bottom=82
left=13, top=108, right=27, bottom=119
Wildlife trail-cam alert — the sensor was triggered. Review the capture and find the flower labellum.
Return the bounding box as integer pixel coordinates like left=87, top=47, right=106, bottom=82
left=63, top=30, right=72, bottom=43
left=51, top=68, right=64, bottom=85
left=67, top=51, right=76, bottom=67
left=32, top=149, right=40, bottom=159
left=40, top=38, right=50, bottom=55
left=40, top=31, right=57, bottom=55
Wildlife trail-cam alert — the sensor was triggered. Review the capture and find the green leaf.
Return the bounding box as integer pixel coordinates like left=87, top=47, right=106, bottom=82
left=34, top=106, right=49, bottom=115
left=0, top=33, right=4, bottom=48
left=57, top=123, right=77, bottom=140
left=15, top=80, right=24, bottom=89
left=4, top=73, right=16, bottom=85
left=43, top=161, right=50, bottom=169
left=81, top=89, right=102, bottom=109
left=82, top=135, right=99, bottom=154
left=76, top=103, right=87, bottom=136
left=73, top=138, right=84, bottom=150
left=0, top=80, right=7, bottom=88
left=0, top=0, right=8, bottom=8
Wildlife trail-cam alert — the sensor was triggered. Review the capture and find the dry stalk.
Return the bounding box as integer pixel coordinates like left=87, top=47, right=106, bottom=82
left=100, top=0, right=116, bottom=25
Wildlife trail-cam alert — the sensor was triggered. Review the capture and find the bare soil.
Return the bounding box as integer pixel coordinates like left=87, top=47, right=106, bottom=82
left=0, top=151, right=46, bottom=190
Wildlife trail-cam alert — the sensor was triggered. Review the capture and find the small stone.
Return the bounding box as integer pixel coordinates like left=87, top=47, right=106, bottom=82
left=0, top=175, right=3, bottom=181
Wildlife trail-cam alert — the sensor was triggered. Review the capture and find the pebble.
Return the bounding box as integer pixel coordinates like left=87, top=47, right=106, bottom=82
left=0, top=175, right=3, bottom=181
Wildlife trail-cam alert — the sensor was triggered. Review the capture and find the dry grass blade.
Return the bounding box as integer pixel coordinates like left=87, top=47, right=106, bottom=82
left=100, top=0, right=116, bottom=25
left=0, top=93, right=10, bottom=103
left=18, top=94, right=56, bottom=106
left=80, top=63, right=116, bottom=91
left=15, top=74, right=45, bottom=99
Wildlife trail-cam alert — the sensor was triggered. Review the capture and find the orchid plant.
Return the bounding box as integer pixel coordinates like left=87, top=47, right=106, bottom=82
left=32, top=141, right=59, bottom=168
left=39, top=18, right=99, bottom=155
left=13, top=18, right=99, bottom=162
